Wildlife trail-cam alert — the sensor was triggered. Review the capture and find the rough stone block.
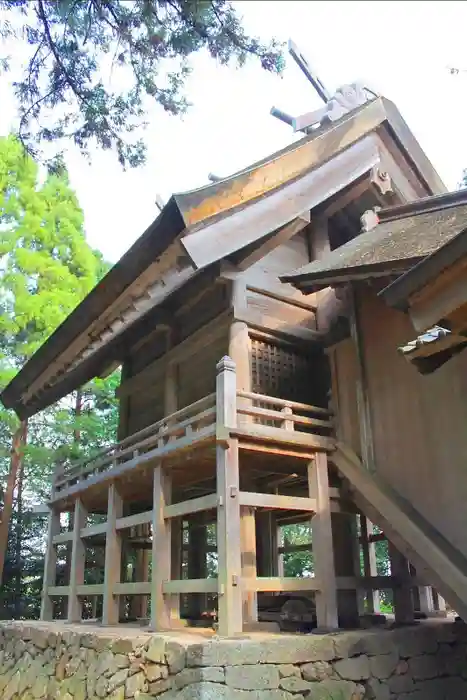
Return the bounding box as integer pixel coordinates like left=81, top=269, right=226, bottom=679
left=186, top=641, right=265, bottom=667
left=369, top=651, right=399, bottom=680
left=278, top=664, right=301, bottom=678
left=333, top=631, right=365, bottom=659
left=301, top=660, right=333, bottom=681
left=225, top=664, right=280, bottom=689
left=125, top=670, right=148, bottom=697
left=263, top=637, right=335, bottom=665
left=393, top=627, right=438, bottom=658
left=307, top=679, right=361, bottom=699
left=165, top=640, right=186, bottom=674
left=387, top=672, right=415, bottom=694
left=334, top=655, right=370, bottom=681
left=145, top=637, right=167, bottom=664
left=365, top=677, right=390, bottom=700
left=279, top=675, right=313, bottom=693
left=145, top=663, right=164, bottom=682
left=408, top=654, right=438, bottom=681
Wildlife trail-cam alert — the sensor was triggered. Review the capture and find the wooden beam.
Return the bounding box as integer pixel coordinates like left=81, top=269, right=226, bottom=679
left=349, top=285, right=375, bottom=472
left=116, top=511, right=153, bottom=531
left=40, top=507, right=61, bottom=620
left=151, top=464, right=172, bottom=630
left=389, top=542, right=415, bottom=625
left=102, top=484, right=123, bottom=625
left=80, top=522, right=108, bottom=539
left=241, top=499, right=258, bottom=624
left=233, top=424, right=333, bottom=452
left=76, top=584, right=104, bottom=596
left=162, top=578, right=219, bottom=595
left=243, top=577, right=320, bottom=592
left=48, top=586, right=70, bottom=597
left=216, top=357, right=243, bottom=636
left=165, top=494, right=217, bottom=519
left=52, top=531, right=74, bottom=545
left=114, top=582, right=152, bottom=596
left=235, top=215, right=310, bottom=271
left=238, top=491, right=316, bottom=512
left=360, top=515, right=380, bottom=613
left=67, top=499, right=88, bottom=622
left=308, top=454, right=338, bottom=629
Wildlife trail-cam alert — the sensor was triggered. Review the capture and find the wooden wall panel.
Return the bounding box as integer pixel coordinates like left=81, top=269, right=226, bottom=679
left=241, top=231, right=315, bottom=303
left=357, top=287, right=467, bottom=559
left=329, top=340, right=360, bottom=455
left=177, top=334, right=228, bottom=409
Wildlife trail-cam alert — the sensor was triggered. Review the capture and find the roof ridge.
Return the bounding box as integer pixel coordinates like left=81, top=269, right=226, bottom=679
left=377, top=189, right=467, bottom=224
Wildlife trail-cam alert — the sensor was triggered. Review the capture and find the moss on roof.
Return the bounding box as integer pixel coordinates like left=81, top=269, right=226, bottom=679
left=284, top=203, right=467, bottom=288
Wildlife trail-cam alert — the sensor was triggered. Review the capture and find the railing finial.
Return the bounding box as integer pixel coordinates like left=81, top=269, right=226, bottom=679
left=216, top=356, right=236, bottom=373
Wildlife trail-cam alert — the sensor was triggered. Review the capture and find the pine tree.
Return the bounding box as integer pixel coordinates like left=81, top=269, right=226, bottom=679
left=0, top=0, right=285, bottom=168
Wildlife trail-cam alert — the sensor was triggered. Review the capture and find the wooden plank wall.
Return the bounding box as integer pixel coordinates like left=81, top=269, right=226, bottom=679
left=121, top=285, right=229, bottom=436
left=335, top=284, right=467, bottom=560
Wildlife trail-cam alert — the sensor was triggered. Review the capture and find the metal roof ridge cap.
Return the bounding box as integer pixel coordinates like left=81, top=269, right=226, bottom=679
left=377, top=190, right=467, bottom=224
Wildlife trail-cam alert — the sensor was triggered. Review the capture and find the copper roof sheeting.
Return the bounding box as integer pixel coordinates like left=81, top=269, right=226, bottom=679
left=283, top=195, right=467, bottom=291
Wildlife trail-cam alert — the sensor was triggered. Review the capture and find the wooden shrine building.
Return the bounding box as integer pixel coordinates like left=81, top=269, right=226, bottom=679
left=3, top=87, right=467, bottom=637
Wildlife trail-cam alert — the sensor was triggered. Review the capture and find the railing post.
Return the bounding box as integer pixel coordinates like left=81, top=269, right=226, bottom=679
left=216, top=357, right=242, bottom=636
left=67, top=498, right=88, bottom=622
left=308, top=452, right=338, bottom=630
left=102, top=483, right=123, bottom=625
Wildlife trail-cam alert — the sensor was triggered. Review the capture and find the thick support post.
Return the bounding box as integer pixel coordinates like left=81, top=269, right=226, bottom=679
left=229, top=279, right=252, bottom=427
left=151, top=464, right=172, bottom=630
left=67, top=499, right=88, bottom=622
left=332, top=512, right=360, bottom=627
left=417, top=585, right=435, bottom=615
left=40, top=507, right=61, bottom=621
left=308, top=453, right=338, bottom=630
left=256, top=512, right=278, bottom=577
left=187, top=516, right=208, bottom=619
left=241, top=506, right=258, bottom=623
left=171, top=517, right=182, bottom=621
left=389, top=542, right=414, bottom=625
left=216, top=357, right=242, bottom=637
left=102, top=484, right=123, bottom=625
left=360, top=516, right=380, bottom=614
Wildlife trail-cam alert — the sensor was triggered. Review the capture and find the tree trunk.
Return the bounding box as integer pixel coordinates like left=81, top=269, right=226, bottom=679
left=74, top=389, right=82, bottom=444
left=14, top=456, right=24, bottom=618
left=0, top=420, right=28, bottom=587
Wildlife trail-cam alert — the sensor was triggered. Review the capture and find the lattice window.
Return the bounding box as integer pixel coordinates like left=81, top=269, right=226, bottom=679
left=250, top=338, right=316, bottom=405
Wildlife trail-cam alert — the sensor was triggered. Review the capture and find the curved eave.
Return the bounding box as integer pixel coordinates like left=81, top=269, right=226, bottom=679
left=1, top=197, right=186, bottom=417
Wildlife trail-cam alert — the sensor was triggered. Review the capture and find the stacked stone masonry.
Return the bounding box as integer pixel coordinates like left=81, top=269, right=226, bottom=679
left=1, top=621, right=467, bottom=699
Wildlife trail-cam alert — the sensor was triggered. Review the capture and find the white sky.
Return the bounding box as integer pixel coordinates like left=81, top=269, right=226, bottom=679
left=1, top=0, right=467, bottom=262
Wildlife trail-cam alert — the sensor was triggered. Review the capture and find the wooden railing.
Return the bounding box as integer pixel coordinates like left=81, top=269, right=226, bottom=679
left=237, top=390, right=332, bottom=433
left=53, top=393, right=217, bottom=497
left=52, top=363, right=333, bottom=499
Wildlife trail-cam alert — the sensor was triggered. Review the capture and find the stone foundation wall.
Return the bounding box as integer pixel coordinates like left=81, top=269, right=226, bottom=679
left=0, top=621, right=466, bottom=699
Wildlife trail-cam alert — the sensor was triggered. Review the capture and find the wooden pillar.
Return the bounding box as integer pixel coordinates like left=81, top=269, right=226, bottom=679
left=256, top=512, right=278, bottom=577
left=389, top=542, right=414, bottom=625
left=151, top=464, right=172, bottom=630
left=102, top=484, right=123, bottom=626
left=241, top=506, right=258, bottom=623
left=171, top=517, right=182, bottom=622
left=349, top=285, right=375, bottom=473
left=216, top=357, right=242, bottom=637
left=40, top=507, right=61, bottom=621
left=187, top=516, right=208, bottom=619
left=67, top=499, right=88, bottom=622
left=417, top=585, right=435, bottom=615
left=308, top=452, right=338, bottom=630
left=360, top=515, right=380, bottom=614
left=332, top=512, right=360, bottom=627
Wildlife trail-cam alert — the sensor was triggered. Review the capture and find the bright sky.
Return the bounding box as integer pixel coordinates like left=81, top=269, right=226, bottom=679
left=1, top=0, right=467, bottom=262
